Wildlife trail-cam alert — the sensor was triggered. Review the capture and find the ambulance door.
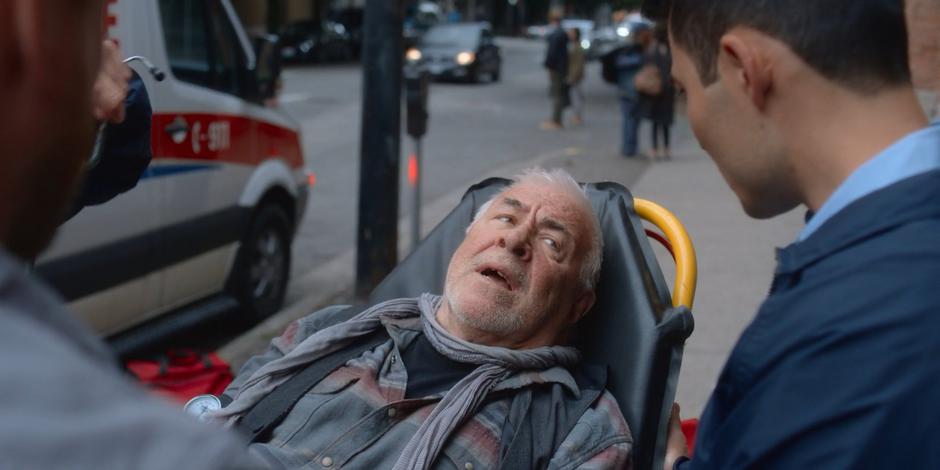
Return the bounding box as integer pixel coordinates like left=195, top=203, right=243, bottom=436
left=153, top=0, right=257, bottom=312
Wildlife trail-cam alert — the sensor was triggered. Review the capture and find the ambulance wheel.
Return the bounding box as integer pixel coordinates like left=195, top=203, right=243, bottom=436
left=229, top=204, right=291, bottom=321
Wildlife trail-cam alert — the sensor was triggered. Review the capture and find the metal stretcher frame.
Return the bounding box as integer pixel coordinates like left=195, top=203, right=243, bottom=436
left=634, top=198, right=698, bottom=310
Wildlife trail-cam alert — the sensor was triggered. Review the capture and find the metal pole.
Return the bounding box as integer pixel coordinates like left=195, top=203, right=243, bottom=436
left=410, top=138, right=422, bottom=251
left=355, top=0, right=404, bottom=299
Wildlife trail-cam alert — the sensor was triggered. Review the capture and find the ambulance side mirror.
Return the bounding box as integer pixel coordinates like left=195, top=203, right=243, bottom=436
left=251, top=34, right=282, bottom=103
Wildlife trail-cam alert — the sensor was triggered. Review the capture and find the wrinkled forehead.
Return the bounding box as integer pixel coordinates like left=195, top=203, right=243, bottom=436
left=495, top=183, right=595, bottom=237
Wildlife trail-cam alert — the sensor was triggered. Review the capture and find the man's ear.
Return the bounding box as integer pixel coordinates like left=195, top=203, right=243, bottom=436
left=569, top=289, right=596, bottom=325
left=717, top=31, right=773, bottom=111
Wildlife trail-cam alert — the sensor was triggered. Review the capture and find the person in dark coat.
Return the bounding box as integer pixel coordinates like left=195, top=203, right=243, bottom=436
left=541, top=10, right=568, bottom=130
left=641, top=26, right=675, bottom=160
left=643, top=0, right=940, bottom=468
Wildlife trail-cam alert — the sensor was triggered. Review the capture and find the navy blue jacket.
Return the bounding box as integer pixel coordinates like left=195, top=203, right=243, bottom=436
left=66, top=71, right=152, bottom=221
left=682, top=169, right=940, bottom=469
left=614, top=45, right=644, bottom=100
left=543, top=27, right=569, bottom=74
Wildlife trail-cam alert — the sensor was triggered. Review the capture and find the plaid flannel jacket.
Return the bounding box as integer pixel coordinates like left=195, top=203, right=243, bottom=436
left=225, top=304, right=633, bottom=469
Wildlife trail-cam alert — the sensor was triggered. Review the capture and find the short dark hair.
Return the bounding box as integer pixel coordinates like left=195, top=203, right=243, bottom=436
left=569, top=28, right=581, bottom=41
left=643, top=0, right=911, bottom=93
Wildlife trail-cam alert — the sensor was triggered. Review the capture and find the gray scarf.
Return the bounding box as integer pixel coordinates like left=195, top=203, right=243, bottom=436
left=213, top=294, right=581, bottom=470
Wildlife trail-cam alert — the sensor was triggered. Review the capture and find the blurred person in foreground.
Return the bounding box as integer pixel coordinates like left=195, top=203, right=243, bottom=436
left=214, top=168, right=633, bottom=469
left=567, top=27, right=587, bottom=127
left=541, top=11, right=569, bottom=130
left=641, top=0, right=940, bottom=468
left=0, top=1, right=262, bottom=468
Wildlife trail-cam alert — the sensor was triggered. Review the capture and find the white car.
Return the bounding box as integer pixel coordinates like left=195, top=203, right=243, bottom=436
left=36, top=0, right=310, bottom=341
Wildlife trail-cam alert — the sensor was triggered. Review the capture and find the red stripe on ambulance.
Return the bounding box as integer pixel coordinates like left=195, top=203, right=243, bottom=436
left=151, top=113, right=303, bottom=169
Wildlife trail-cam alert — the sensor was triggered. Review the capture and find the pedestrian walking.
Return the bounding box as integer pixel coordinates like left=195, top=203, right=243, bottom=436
left=642, top=26, right=675, bottom=160
left=541, top=10, right=568, bottom=130
left=613, top=22, right=653, bottom=157
left=567, top=28, right=587, bottom=126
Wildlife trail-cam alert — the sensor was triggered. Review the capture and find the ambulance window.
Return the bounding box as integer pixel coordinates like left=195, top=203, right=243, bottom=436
left=159, top=0, right=245, bottom=96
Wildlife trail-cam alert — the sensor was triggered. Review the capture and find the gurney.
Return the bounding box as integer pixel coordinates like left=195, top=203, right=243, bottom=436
left=370, top=177, right=696, bottom=470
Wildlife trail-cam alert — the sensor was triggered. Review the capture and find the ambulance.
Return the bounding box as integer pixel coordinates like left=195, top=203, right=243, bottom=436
left=35, top=0, right=310, bottom=340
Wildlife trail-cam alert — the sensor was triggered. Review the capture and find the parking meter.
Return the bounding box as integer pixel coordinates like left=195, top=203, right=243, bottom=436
left=404, top=65, right=430, bottom=139
left=403, top=64, right=430, bottom=251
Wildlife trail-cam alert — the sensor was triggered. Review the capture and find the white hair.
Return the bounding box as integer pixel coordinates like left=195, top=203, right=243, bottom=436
left=469, top=168, right=604, bottom=290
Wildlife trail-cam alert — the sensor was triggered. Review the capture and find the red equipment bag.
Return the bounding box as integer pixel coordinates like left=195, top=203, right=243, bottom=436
left=126, top=349, right=234, bottom=404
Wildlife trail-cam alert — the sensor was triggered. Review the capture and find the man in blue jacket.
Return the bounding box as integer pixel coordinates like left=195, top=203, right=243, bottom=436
left=642, top=0, right=940, bottom=468
left=613, top=22, right=652, bottom=158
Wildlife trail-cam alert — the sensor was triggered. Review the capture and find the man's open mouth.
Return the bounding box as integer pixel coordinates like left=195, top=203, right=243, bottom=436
left=480, top=267, right=513, bottom=291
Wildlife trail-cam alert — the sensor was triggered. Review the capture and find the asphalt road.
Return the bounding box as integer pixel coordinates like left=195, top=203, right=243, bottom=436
left=280, top=37, right=643, bottom=306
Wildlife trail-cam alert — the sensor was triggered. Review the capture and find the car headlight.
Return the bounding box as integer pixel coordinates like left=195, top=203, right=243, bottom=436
left=406, top=48, right=422, bottom=62
left=581, top=39, right=591, bottom=49
left=456, top=51, right=475, bottom=66
left=617, top=27, right=630, bottom=37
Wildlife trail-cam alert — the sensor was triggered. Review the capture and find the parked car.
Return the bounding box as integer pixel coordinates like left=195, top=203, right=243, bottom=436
left=525, top=24, right=550, bottom=39
left=329, top=7, right=364, bottom=57
left=36, top=0, right=310, bottom=342
left=406, top=22, right=501, bottom=83
left=279, top=20, right=354, bottom=63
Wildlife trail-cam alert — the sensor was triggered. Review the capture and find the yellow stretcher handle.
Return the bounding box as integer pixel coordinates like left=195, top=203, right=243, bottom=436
left=633, top=198, right=697, bottom=310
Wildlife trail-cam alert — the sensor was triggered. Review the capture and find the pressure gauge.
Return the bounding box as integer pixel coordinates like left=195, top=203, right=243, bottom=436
left=184, top=394, right=222, bottom=422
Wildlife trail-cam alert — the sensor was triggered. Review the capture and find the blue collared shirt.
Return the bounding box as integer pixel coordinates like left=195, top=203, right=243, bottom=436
left=799, top=122, right=940, bottom=240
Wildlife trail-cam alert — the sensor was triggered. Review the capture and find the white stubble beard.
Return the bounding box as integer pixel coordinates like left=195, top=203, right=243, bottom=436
left=443, top=275, right=525, bottom=337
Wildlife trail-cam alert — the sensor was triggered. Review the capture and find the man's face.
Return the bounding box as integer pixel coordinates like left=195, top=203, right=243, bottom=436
left=440, top=182, right=596, bottom=348
left=669, top=37, right=798, bottom=219
left=3, top=0, right=105, bottom=259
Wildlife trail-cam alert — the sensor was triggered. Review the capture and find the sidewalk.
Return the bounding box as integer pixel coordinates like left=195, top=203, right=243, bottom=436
left=218, top=111, right=804, bottom=418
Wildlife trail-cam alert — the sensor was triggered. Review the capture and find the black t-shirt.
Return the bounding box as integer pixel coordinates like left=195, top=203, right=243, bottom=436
left=400, top=333, right=477, bottom=400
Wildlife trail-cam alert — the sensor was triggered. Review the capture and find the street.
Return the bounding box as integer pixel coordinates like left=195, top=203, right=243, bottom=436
left=281, top=37, right=659, bottom=306
left=7, top=1, right=937, bottom=465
